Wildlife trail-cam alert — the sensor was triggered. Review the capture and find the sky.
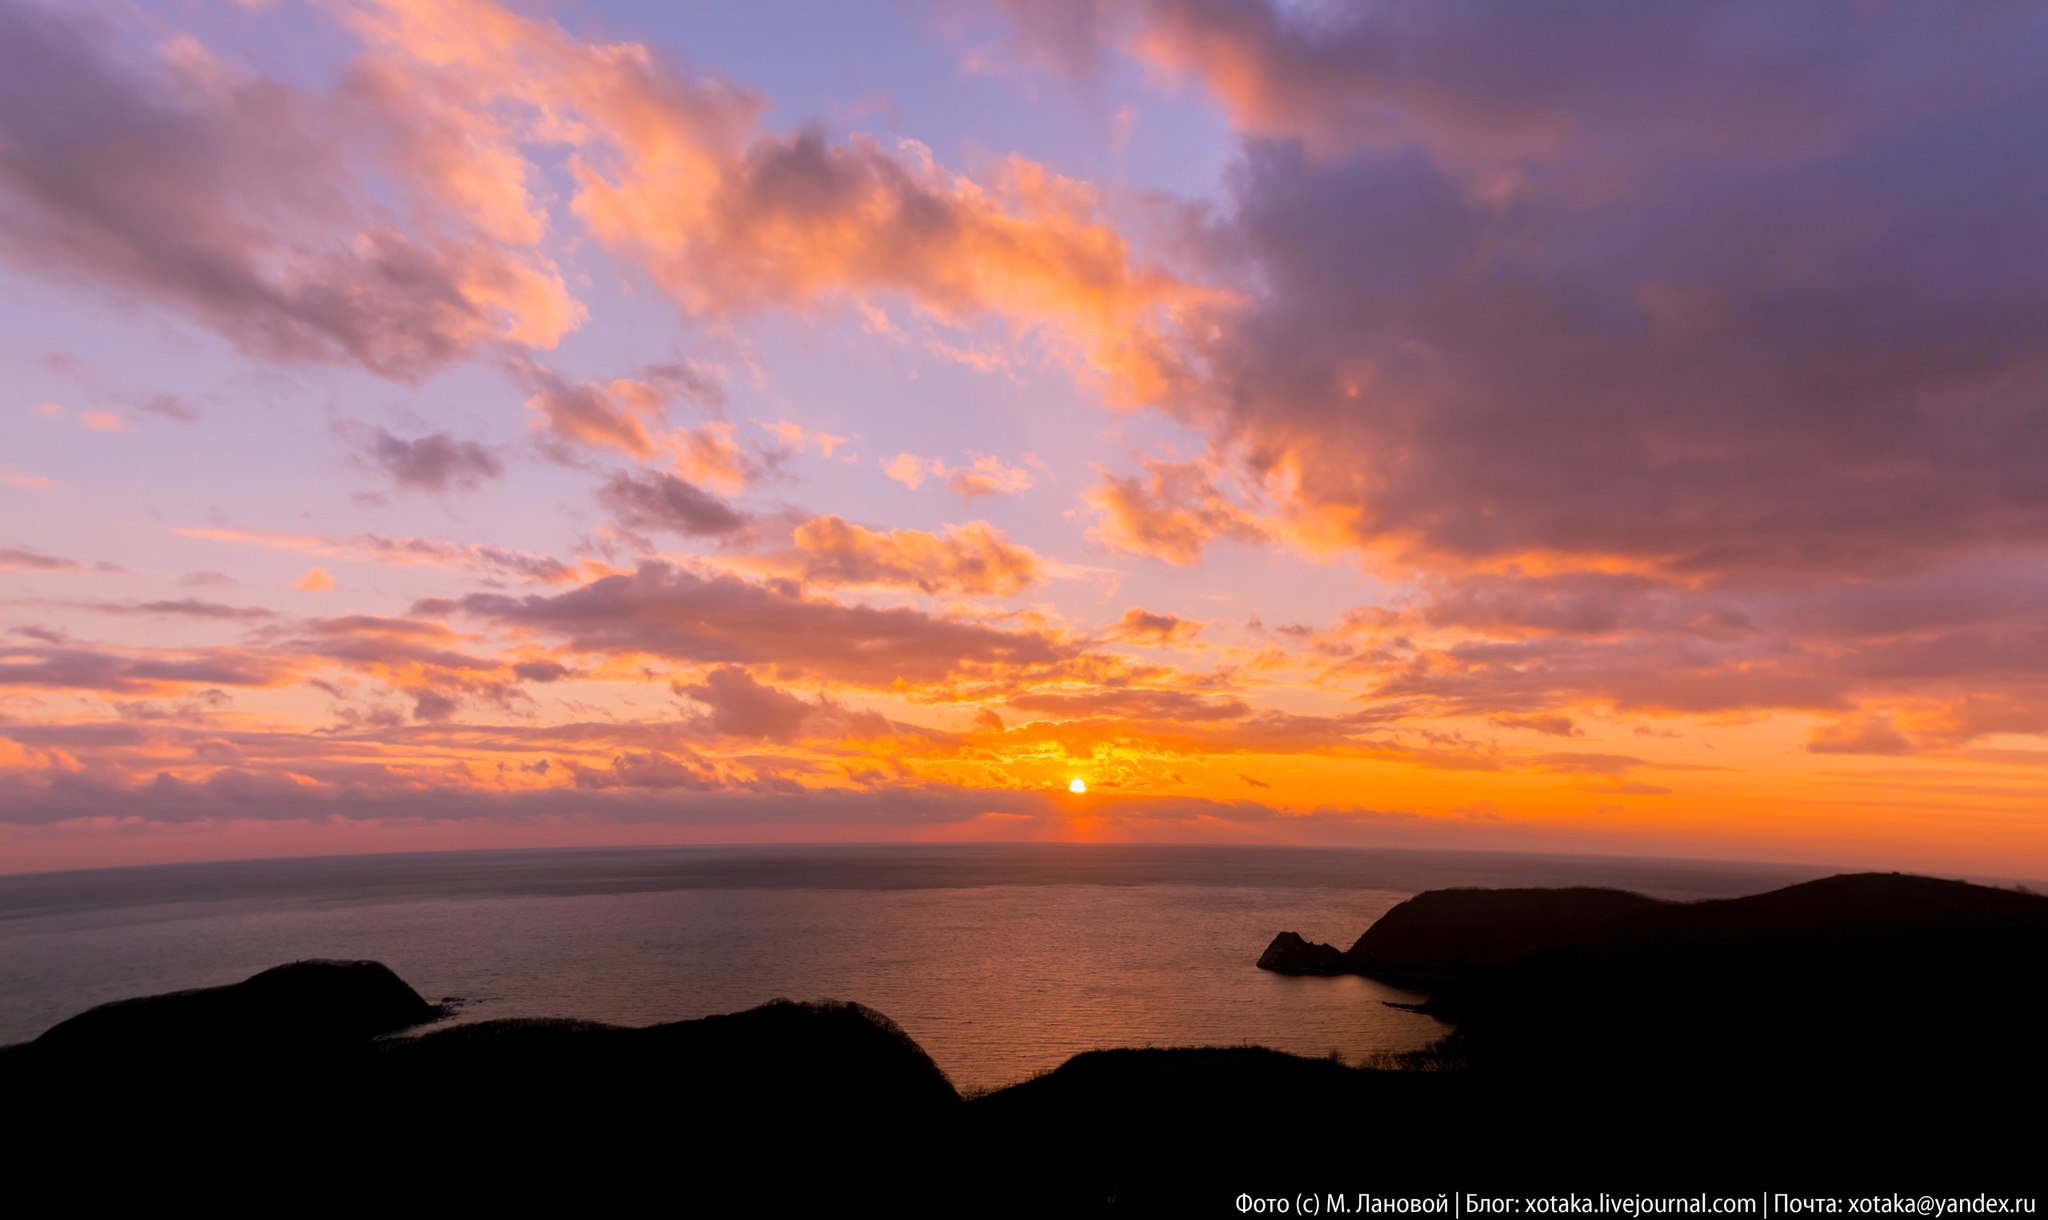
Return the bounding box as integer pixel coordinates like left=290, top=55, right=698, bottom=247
left=2, top=0, right=2046, bottom=878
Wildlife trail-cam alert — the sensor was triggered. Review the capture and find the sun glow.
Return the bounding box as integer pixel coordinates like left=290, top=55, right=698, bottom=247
left=1068, top=778, right=1087, bottom=794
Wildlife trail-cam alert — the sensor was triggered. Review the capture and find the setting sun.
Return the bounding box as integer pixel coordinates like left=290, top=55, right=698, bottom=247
left=1068, top=778, right=1087, bottom=794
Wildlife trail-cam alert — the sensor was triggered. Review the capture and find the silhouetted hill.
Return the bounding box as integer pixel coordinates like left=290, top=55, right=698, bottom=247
left=1418, top=872, right=2048, bottom=1088
left=1344, top=885, right=1663, bottom=980
left=371, top=999, right=959, bottom=1123
left=4, top=972, right=962, bottom=1207
left=1257, top=887, right=1663, bottom=979
left=29, top=958, right=440, bottom=1064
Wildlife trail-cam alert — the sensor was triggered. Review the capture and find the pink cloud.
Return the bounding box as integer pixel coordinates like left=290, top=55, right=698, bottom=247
left=0, top=2, right=581, bottom=379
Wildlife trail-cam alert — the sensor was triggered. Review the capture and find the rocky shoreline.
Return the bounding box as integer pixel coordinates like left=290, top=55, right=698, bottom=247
left=7, top=871, right=2041, bottom=1211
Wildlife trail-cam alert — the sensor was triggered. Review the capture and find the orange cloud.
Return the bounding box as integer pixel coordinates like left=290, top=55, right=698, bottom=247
left=1084, top=458, right=1266, bottom=564
left=764, top=421, right=852, bottom=458
left=881, top=453, right=1033, bottom=499
left=521, top=369, right=672, bottom=460
left=792, top=516, right=1045, bottom=596
left=297, top=567, right=336, bottom=591
left=671, top=421, right=761, bottom=493
left=1106, top=607, right=1203, bottom=645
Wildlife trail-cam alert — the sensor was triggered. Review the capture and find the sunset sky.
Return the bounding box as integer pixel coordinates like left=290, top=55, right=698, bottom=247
left=4, top=0, right=2046, bottom=877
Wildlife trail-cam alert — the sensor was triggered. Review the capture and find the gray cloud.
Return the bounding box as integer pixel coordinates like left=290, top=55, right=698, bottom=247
left=599, top=469, right=751, bottom=538
left=360, top=427, right=505, bottom=493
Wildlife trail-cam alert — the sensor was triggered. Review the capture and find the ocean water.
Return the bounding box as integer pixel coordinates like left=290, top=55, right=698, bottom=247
left=0, top=844, right=1828, bottom=1092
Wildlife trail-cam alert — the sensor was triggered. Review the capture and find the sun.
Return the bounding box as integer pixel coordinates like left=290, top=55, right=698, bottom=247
left=1068, top=777, right=1087, bottom=794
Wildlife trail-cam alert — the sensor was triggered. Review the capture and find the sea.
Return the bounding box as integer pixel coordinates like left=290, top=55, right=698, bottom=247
left=0, top=844, right=1835, bottom=1093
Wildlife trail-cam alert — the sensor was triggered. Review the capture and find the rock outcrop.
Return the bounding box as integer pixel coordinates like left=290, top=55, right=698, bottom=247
left=1254, top=930, right=1348, bottom=974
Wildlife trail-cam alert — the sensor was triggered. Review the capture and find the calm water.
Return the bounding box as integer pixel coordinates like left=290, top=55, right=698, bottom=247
left=0, top=844, right=1829, bottom=1092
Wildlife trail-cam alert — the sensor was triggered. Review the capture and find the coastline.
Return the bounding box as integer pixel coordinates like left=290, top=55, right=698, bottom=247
left=9, top=870, right=2042, bottom=1209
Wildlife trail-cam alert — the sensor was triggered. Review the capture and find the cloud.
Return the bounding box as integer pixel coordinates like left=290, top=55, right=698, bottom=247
left=73, top=599, right=277, bottom=622
left=276, top=612, right=564, bottom=722
left=940, top=455, right=1033, bottom=499
left=1272, top=551, right=2048, bottom=743
left=599, top=470, right=751, bottom=539
left=0, top=1, right=581, bottom=380
left=883, top=453, right=928, bottom=490
left=1, top=546, right=111, bottom=573
left=883, top=453, right=1033, bottom=499
left=512, top=659, right=572, bottom=683
left=1807, top=717, right=1913, bottom=757
left=1084, top=458, right=1264, bottom=564
left=977, top=0, right=1127, bottom=81
left=675, top=666, right=817, bottom=742
left=1489, top=713, right=1582, bottom=739
left=358, top=427, right=504, bottom=493
left=518, top=364, right=765, bottom=490
left=137, top=394, right=201, bottom=423
left=296, top=567, right=336, bottom=592
left=763, top=421, right=852, bottom=459
left=434, top=561, right=1081, bottom=687
left=520, top=367, right=674, bottom=461
left=1, top=469, right=54, bottom=490
left=1007, top=688, right=1250, bottom=723
left=670, top=421, right=766, bottom=493
left=568, top=750, right=718, bottom=791
left=178, top=526, right=578, bottom=585
left=0, top=645, right=298, bottom=694
left=791, top=516, right=1044, bottom=596
left=1106, top=607, right=1201, bottom=645
left=1131, top=8, right=2048, bottom=583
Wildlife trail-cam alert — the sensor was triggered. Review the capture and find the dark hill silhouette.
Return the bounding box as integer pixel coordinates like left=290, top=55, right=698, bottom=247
left=1414, top=872, right=2048, bottom=1087
left=5, top=975, right=962, bottom=1208
left=30, top=958, right=440, bottom=1063
left=371, top=999, right=959, bottom=1121
left=1343, top=885, right=1663, bottom=979
left=1258, top=886, right=1664, bottom=979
